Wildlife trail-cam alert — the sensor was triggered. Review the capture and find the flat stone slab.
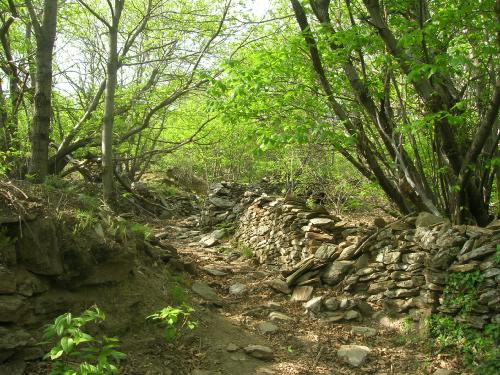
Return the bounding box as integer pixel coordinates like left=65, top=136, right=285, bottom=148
left=290, top=286, right=314, bottom=302
left=229, top=282, right=247, bottom=295
left=351, top=326, right=377, bottom=337
left=266, top=279, right=291, bottom=294
left=192, top=281, right=222, bottom=305
left=257, top=321, right=279, bottom=334
left=244, top=345, right=274, bottom=360
left=202, top=266, right=227, bottom=276
left=269, top=311, right=293, bottom=322
left=337, top=345, right=371, bottom=367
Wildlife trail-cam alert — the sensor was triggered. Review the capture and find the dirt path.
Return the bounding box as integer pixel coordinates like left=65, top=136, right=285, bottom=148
left=155, top=218, right=461, bottom=375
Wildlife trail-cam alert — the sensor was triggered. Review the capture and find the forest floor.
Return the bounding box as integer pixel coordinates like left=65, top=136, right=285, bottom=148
left=128, top=215, right=468, bottom=375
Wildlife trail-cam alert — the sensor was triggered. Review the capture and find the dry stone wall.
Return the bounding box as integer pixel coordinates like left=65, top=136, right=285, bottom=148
left=204, top=183, right=500, bottom=328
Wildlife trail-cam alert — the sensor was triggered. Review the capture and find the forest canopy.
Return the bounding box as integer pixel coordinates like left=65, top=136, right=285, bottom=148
left=0, top=0, right=499, bottom=225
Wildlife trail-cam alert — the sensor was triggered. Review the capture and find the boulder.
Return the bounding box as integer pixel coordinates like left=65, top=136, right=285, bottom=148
left=0, top=266, right=16, bottom=294
left=0, top=360, right=25, bottom=375
left=0, top=327, right=33, bottom=350
left=0, top=295, right=27, bottom=322
left=17, top=218, right=63, bottom=276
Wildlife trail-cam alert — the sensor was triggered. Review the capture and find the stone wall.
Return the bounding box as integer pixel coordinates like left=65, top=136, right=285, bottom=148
left=227, top=189, right=499, bottom=328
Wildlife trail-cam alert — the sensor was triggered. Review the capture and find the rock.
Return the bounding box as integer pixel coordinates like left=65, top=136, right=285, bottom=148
left=432, top=369, right=452, bottom=375
left=314, top=244, right=338, bottom=260
left=338, top=244, right=359, bottom=261
left=192, top=281, right=222, bottom=305
left=323, top=312, right=345, bottom=322
left=229, top=352, right=248, bottom=361
left=199, top=235, right=218, bottom=248
left=202, top=266, right=227, bottom=276
left=0, top=360, right=25, bottom=375
left=266, top=279, right=291, bottom=294
left=244, top=345, right=274, bottom=360
left=211, top=229, right=227, bottom=240
left=226, top=343, right=240, bottom=352
left=383, top=251, right=401, bottom=264
left=0, top=266, right=16, bottom=293
left=351, top=326, right=377, bottom=337
left=336, top=345, right=371, bottom=367
left=373, top=217, right=386, bottom=228
left=257, top=321, right=279, bottom=334
left=17, top=218, right=63, bottom=275
left=415, top=212, right=446, bottom=228
left=344, top=310, right=360, bottom=320
left=448, top=263, right=478, bottom=272
left=324, top=297, right=340, bottom=311
left=0, top=295, right=27, bottom=322
left=229, top=282, right=247, bottom=295
left=290, top=286, right=314, bottom=302
left=304, top=296, right=323, bottom=313
left=309, top=218, right=336, bottom=230
left=191, top=370, right=212, bottom=375
left=458, top=244, right=496, bottom=262
left=305, top=231, right=333, bottom=242
left=0, top=327, right=33, bottom=350
left=269, top=311, right=293, bottom=322
left=321, top=261, right=353, bottom=286
left=208, top=197, right=235, bottom=208
left=486, top=219, right=500, bottom=230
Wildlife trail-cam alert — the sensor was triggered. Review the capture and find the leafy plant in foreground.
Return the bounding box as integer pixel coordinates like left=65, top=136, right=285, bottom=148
left=41, top=306, right=125, bottom=375
left=147, top=304, right=197, bottom=341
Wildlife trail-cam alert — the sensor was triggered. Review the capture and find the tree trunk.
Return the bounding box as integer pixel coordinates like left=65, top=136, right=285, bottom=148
left=27, top=0, right=58, bottom=183
left=102, top=1, right=124, bottom=203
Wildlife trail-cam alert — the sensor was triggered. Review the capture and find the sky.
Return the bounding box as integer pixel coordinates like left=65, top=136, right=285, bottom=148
left=251, top=0, right=271, bottom=18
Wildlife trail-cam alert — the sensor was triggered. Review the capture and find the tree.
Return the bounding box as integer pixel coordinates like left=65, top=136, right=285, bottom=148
left=286, top=0, right=500, bottom=225
left=25, top=0, right=58, bottom=182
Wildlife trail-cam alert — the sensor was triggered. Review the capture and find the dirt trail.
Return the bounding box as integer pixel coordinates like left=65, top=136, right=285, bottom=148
left=156, top=217, right=462, bottom=375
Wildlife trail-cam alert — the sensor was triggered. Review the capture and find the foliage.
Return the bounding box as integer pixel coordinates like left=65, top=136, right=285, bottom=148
left=427, top=315, right=500, bottom=375
left=426, top=267, right=499, bottom=374
left=129, top=222, right=153, bottom=241
left=41, top=306, right=126, bottom=375
left=72, top=210, right=98, bottom=235
left=442, top=271, right=483, bottom=316
left=237, top=243, right=253, bottom=258
left=147, top=304, right=197, bottom=341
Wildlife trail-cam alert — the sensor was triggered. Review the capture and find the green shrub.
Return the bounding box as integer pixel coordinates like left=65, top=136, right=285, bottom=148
left=147, top=304, right=197, bottom=341
left=41, top=306, right=125, bottom=375
left=73, top=209, right=98, bottom=234
left=426, top=315, right=499, bottom=375
left=129, top=222, right=153, bottom=241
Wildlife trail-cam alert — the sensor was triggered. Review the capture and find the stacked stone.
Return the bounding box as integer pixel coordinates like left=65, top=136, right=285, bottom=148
left=234, top=198, right=499, bottom=327
left=235, top=197, right=346, bottom=267
left=433, top=222, right=500, bottom=328
left=200, top=182, right=262, bottom=227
